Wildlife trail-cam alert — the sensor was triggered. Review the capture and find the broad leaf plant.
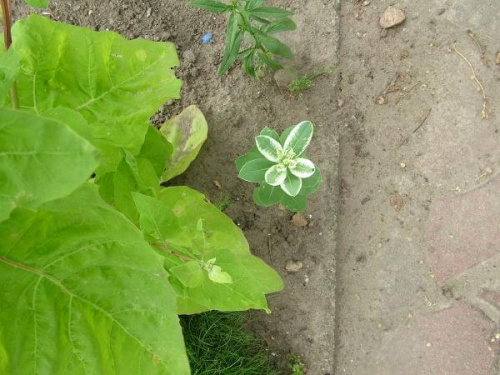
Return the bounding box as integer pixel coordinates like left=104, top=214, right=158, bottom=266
left=0, top=2, right=283, bottom=374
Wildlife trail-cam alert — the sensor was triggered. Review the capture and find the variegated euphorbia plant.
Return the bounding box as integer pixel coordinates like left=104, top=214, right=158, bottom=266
left=237, top=121, right=323, bottom=212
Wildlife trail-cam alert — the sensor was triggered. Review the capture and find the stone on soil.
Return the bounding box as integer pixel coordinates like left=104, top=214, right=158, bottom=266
left=285, top=260, right=304, bottom=273
left=379, top=6, right=406, bottom=29
left=292, top=212, right=309, bottom=227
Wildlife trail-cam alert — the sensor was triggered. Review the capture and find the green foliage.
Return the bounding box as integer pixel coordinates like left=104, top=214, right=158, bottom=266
left=0, top=14, right=282, bottom=375
left=181, top=311, right=279, bottom=375
left=11, top=14, right=181, bottom=173
left=237, top=122, right=322, bottom=211
left=188, top=0, right=296, bottom=76
left=160, top=105, right=208, bottom=182
left=288, top=67, right=333, bottom=97
left=214, top=191, right=233, bottom=211
left=0, top=49, right=19, bottom=106
left=0, top=109, right=98, bottom=221
left=25, top=0, right=49, bottom=7
left=0, top=185, right=190, bottom=374
left=289, top=355, right=305, bottom=375
left=135, top=187, right=284, bottom=314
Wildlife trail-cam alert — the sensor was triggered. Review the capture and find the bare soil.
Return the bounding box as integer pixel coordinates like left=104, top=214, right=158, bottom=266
left=12, top=0, right=341, bottom=373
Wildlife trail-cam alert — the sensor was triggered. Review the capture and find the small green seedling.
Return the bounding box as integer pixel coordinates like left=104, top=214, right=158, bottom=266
left=188, top=0, right=296, bottom=77
left=215, top=191, right=232, bottom=211
left=289, top=355, right=306, bottom=375
left=236, top=121, right=322, bottom=212
left=288, top=67, right=333, bottom=97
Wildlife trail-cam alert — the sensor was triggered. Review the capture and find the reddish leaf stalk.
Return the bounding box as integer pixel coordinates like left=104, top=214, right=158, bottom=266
left=1, top=0, right=19, bottom=109
left=1, top=0, right=13, bottom=49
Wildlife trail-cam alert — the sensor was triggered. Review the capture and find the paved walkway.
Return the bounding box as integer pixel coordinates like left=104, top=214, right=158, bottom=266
left=335, top=0, right=500, bottom=374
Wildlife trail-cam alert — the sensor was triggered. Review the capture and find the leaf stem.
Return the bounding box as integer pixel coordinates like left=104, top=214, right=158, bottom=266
left=1, top=0, right=19, bottom=109
left=1, top=0, right=13, bottom=49
left=154, top=243, right=193, bottom=262
left=235, top=6, right=267, bottom=55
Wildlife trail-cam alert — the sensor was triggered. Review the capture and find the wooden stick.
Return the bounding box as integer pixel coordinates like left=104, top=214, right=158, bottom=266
left=1, top=0, right=19, bottom=109
left=1, top=0, right=13, bottom=50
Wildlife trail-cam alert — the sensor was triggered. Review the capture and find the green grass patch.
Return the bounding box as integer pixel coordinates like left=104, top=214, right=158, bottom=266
left=181, top=312, right=280, bottom=375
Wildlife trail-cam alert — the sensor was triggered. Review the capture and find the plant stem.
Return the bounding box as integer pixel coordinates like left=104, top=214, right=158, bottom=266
left=1, top=0, right=13, bottom=49
left=235, top=7, right=266, bottom=54
left=1, top=0, right=20, bottom=109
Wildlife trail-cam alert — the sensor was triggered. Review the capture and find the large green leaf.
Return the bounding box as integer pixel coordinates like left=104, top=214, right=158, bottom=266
left=0, top=109, right=98, bottom=222
left=133, top=187, right=284, bottom=314
left=9, top=15, right=181, bottom=172
left=96, top=150, right=160, bottom=222
left=25, top=0, right=49, bottom=7
left=0, top=49, right=19, bottom=107
left=138, top=125, right=173, bottom=178
left=160, top=105, right=208, bottom=182
left=0, top=185, right=190, bottom=375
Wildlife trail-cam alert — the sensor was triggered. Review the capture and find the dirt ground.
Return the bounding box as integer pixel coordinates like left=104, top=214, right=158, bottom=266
left=13, top=0, right=499, bottom=374
left=335, top=1, right=500, bottom=374
left=12, top=0, right=341, bottom=373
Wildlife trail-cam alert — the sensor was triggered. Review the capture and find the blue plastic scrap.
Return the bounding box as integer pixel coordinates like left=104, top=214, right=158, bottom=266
left=202, top=33, right=213, bottom=44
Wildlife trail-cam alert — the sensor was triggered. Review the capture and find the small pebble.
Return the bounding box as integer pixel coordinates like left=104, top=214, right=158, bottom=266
left=292, top=212, right=309, bottom=227
left=380, top=6, right=406, bottom=29
left=377, top=95, right=386, bottom=105
left=400, top=162, right=406, bottom=168
left=202, top=33, right=213, bottom=44
left=337, top=98, right=345, bottom=108
left=285, top=260, right=304, bottom=273
left=496, top=52, right=500, bottom=65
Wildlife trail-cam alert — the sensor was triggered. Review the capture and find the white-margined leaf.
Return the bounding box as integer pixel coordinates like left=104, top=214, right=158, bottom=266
left=255, top=135, right=283, bottom=162
left=283, top=121, right=314, bottom=156
left=289, top=158, right=315, bottom=179
left=238, top=158, right=275, bottom=183
left=259, top=127, right=280, bottom=141
left=281, top=172, right=302, bottom=197
left=264, top=164, right=287, bottom=186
